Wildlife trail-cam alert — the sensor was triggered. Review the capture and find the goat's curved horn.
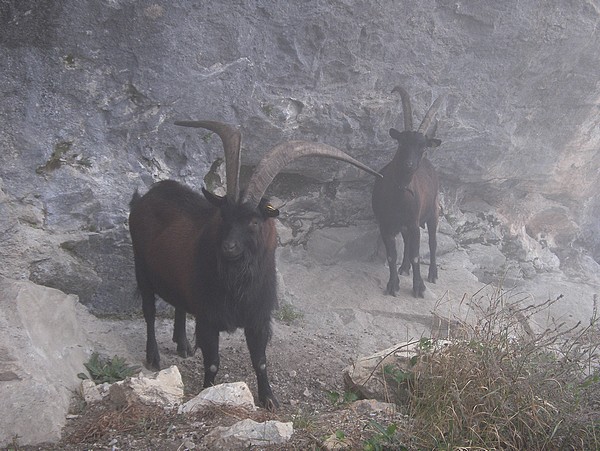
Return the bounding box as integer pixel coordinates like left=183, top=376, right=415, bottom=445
left=392, top=86, right=413, bottom=131
left=175, top=120, right=242, bottom=201
left=242, top=141, right=383, bottom=208
left=416, top=95, right=444, bottom=135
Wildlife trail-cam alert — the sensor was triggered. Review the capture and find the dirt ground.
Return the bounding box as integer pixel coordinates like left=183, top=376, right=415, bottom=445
left=18, top=251, right=447, bottom=451
left=17, top=315, right=406, bottom=450
left=13, top=234, right=599, bottom=450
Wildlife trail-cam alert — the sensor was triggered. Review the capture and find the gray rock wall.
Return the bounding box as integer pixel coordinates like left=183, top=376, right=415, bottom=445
left=1, top=0, right=599, bottom=312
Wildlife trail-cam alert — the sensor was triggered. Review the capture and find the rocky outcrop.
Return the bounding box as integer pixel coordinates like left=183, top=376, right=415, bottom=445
left=1, top=1, right=600, bottom=312
left=0, top=276, right=135, bottom=446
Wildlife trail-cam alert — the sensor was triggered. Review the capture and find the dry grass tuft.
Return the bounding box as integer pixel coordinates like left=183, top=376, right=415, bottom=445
left=399, top=288, right=600, bottom=450
left=65, top=402, right=172, bottom=444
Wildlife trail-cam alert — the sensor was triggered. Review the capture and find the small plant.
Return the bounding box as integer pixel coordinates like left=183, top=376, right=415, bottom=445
left=382, top=364, right=411, bottom=386
left=326, top=389, right=359, bottom=406
left=335, top=429, right=346, bottom=440
left=78, top=352, right=140, bottom=384
left=6, top=434, right=21, bottom=451
left=292, top=410, right=317, bottom=430
left=261, top=103, right=274, bottom=117
left=274, top=302, right=303, bottom=324
left=36, top=141, right=93, bottom=174
left=363, top=420, right=405, bottom=451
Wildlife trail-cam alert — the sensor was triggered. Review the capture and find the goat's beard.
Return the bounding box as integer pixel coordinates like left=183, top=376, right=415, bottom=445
left=217, top=253, right=259, bottom=330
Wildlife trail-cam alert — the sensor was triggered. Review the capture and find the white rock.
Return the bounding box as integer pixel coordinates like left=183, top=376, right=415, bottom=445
left=80, top=379, right=104, bottom=403
left=179, top=381, right=256, bottom=413
left=203, top=418, right=293, bottom=448
left=110, top=365, right=184, bottom=407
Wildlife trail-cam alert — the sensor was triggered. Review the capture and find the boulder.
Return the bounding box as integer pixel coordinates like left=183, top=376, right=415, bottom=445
left=0, top=277, right=93, bottom=446
left=0, top=276, right=138, bottom=447
left=108, top=366, right=184, bottom=408
left=178, top=381, right=257, bottom=414
left=203, top=418, right=293, bottom=449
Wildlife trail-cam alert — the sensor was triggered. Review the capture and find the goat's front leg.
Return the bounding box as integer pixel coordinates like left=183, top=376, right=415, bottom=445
left=195, top=320, right=220, bottom=388
left=245, top=325, right=279, bottom=410
left=398, top=227, right=411, bottom=275
left=407, top=225, right=426, bottom=298
left=172, top=308, right=195, bottom=358
left=381, top=232, right=400, bottom=296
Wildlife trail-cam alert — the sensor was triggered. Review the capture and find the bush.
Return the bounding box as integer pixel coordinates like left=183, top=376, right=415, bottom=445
left=394, top=289, right=600, bottom=450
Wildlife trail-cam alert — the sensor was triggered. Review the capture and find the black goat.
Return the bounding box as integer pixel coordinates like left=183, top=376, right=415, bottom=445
left=129, top=121, right=382, bottom=410
left=372, top=87, right=444, bottom=298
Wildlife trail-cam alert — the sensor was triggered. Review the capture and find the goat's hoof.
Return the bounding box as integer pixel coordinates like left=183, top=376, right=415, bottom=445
left=428, top=268, right=438, bottom=283
left=146, top=358, right=161, bottom=372
left=413, top=283, right=426, bottom=298
left=177, top=341, right=195, bottom=358
left=260, top=395, right=279, bottom=411
left=385, top=281, right=399, bottom=296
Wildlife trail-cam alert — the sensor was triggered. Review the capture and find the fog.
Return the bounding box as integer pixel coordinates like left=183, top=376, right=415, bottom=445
left=0, top=0, right=598, bottom=318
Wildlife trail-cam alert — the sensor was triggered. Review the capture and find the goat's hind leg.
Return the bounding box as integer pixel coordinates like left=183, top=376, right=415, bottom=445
left=426, top=218, right=438, bottom=283
left=172, top=308, right=195, bottom=358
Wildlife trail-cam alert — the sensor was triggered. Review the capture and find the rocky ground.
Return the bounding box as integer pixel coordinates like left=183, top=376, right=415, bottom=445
left=15, top=316, right=407, bottom=450
left=10, top=214, right=600, bottom=450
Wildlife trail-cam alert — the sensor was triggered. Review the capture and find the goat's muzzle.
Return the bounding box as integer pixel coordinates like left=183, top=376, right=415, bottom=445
left=221, top=240, right=243, bottom=260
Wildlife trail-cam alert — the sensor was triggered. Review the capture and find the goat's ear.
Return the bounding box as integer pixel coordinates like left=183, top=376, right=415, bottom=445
left=427, top=138, right=442, bottom=148
left=389, top=128, right=402, bottom=140
left=259, top=201, right=280, bottom=218
left=202, top=187, right=227, bottom=206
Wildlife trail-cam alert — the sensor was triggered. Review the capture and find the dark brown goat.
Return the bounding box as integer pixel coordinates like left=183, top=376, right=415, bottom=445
left=372, top=87, right=444, bottom=298
left=129, top=121, right=382, bottom=410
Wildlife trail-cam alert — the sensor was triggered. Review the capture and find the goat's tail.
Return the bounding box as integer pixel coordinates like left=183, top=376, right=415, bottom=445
left=129, top=189, right=142, bottom=209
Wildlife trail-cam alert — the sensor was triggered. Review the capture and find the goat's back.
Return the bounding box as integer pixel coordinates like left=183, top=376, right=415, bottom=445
left=129, top=180, right=218, bottom=310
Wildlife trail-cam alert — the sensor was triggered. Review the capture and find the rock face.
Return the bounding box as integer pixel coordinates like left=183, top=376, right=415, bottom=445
left=1, top=0, right=600, bottom=313
left=0, top=276, right=135, bottom=447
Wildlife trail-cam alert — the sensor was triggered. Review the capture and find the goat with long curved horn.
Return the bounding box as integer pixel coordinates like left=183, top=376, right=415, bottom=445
left=372, top=87, right=445, bottom=298
left=129, top=120, right=381, bottom=410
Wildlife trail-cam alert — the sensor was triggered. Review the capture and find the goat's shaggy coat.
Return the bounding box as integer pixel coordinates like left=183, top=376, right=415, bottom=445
left=128, top=120, right=382, bottom=410
left=129, top=180, right=279, bottom=408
